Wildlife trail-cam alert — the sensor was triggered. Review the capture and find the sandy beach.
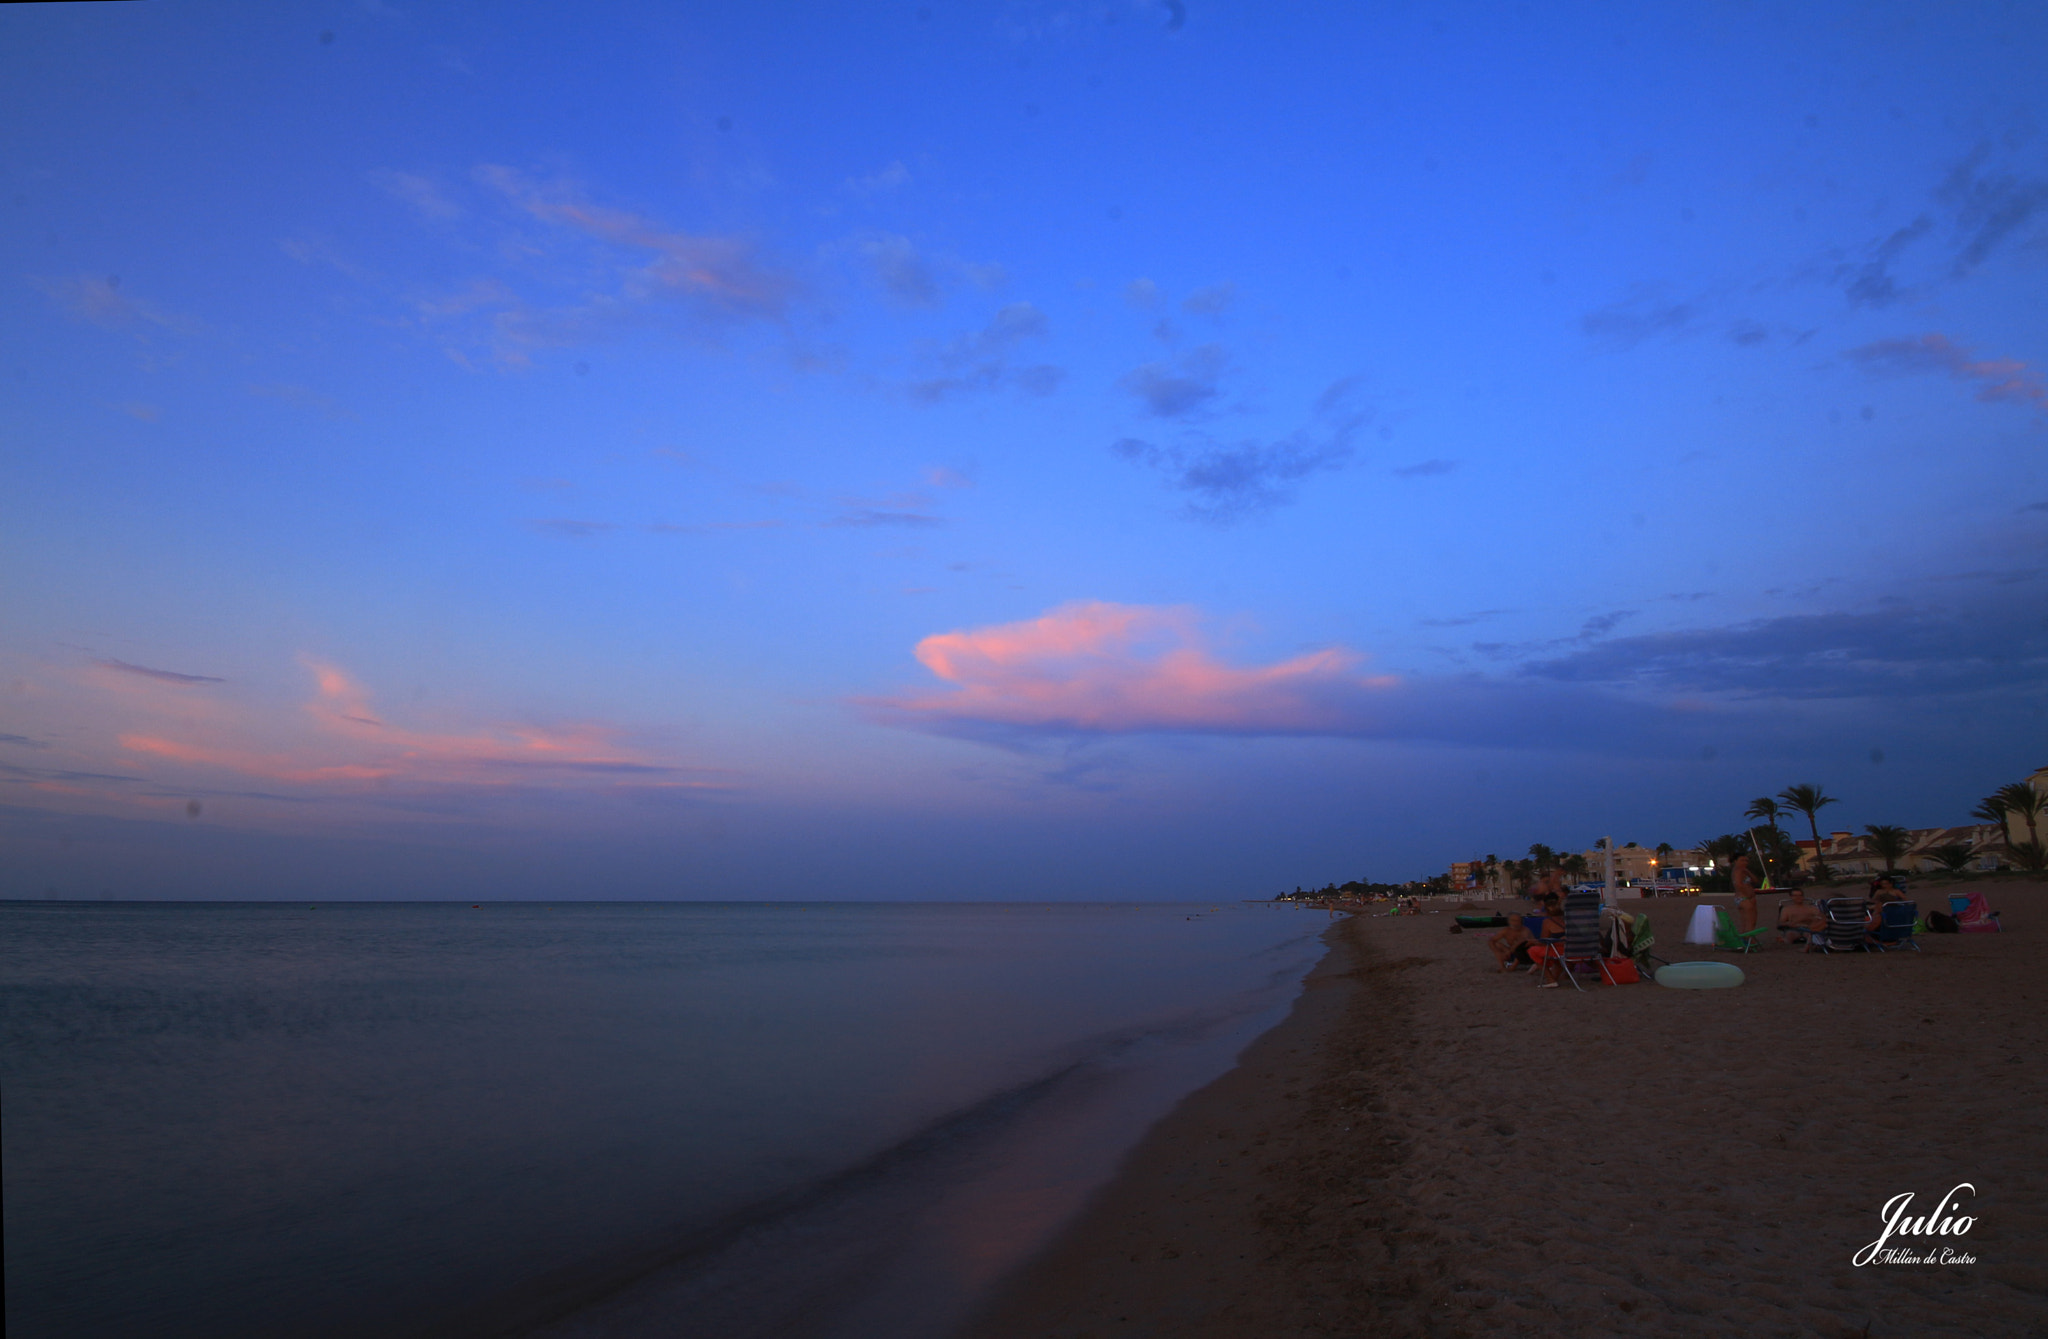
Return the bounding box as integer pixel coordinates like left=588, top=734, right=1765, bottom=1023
left=964, top=882, right=2048, bottom=1338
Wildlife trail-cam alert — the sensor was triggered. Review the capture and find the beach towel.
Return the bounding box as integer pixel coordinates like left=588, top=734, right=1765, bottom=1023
left=1956, top=889, right=2002, bottom=933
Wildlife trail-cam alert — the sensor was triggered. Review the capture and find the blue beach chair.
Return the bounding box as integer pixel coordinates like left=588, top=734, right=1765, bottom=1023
left=1870, top=901, right=1920, bottom=952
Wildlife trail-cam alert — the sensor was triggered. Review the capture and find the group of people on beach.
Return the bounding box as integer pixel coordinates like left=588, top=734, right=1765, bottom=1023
left=1729, top=852, right=1908, bottom=949
left=1487, top=854, right=1917, bottom=977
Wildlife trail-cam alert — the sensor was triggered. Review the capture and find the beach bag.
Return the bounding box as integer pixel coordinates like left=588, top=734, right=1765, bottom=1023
left=1927, top=910, right=1959, bottom=933
left=1604, top=957, right=1640, bottom=984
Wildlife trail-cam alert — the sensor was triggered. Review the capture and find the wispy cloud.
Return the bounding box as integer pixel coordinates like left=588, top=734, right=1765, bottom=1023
left=1393, top=459, right=1457, bottom=478
left=1938, top=144, right=2048, bottom=279
left=477, top=164, right=796, bottom=321
left=1580, top=286, right=1698, bottom=349
left=1114, top=375, right=1371, bottom=522
left=526, top=518, right=620, bottom=538
left=31, top=275, right=197, bottom=334
left=1846, top=333, right=2046, bottom=408
left=94, top=658, right=226, bottom=685
left=369, top=169, right=463, bottom=221
left=862, top=601, right=1399, bottom=738
left=1832, top=215, right=1933, bottom=308
left=906, top=301, right=1061, bottom=402
left=855, top=232, right=941, bottom=307
left=1523, top=605, right=2048, bottom=700
left=248, top=383, right=353, bottom=420
left=1180, top=281, right=1236, bottom=316
left=847, top=160, right=911, bottom=194
left=1119, top=343, right=1228, bottom=418
left=114, top=658, right=720, bottom=791
left=824, top=509, right=943, bottom=529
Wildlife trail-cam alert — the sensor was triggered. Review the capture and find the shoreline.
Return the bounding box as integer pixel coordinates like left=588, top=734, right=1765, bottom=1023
left=963, top=885, right=2048, bottom=1338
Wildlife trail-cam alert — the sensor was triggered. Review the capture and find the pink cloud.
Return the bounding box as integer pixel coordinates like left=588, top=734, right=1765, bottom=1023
left=1847, top=333, right=2046, bottom=408
left=866, top=602, right=1399, bottom=736
left=113, top=659, right=722, bottom=791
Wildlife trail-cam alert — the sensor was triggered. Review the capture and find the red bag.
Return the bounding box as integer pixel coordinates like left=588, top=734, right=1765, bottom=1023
left=1603, top=958, right=1640, bottom=984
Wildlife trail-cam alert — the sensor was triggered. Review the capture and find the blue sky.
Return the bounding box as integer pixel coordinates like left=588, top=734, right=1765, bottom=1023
left=3, top=1, right=2044, bottom=898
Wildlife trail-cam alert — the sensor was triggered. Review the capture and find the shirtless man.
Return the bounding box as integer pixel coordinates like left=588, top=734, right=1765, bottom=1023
left=1776, top=887, right=1825, bottom=945
left=1489, top=916, right=1534, bottom=971
left=1732, top=853, right=1761, bottom=933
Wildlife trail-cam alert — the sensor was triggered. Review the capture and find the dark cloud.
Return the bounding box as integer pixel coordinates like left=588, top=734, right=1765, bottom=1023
left=1119, top=343, right=1228, bottom=418
left=1523, top=606, right=2048, bottom=700
left=1114, top=375, right=1370, bottom=522
left=1727, top=319, right=1771, bottom=346
left=1, top=763, right=143, bottom=785
left=1833, top=215, right=1933, bottom=308
left=1938, top=145, right=2048, bottom=278
left=0, top=733, right=48, bottom=749
left=1393, top=459, right=1457, bottom=478
left=907, top=302, right=1058, bottom=402
left=95, top=658, right=225, bottom=685
left=1576, top=610, right=1637, bottom=639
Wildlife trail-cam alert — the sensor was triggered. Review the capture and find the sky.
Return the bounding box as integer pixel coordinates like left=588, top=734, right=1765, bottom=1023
left=3, top=0, right=2045, bottom=900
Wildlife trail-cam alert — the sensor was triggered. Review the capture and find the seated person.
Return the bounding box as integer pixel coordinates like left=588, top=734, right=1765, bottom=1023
left=1868, top=876, right=1904, bottom=905
left=1776, top=887, right=1825, bottom=944
left=1488, top=917, right=1535, bottom=972
left=1530, top=906, right=1568, bottom=986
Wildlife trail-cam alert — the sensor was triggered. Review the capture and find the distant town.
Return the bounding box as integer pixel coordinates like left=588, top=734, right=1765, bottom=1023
left=1275, top=765, right=2048, bottom=905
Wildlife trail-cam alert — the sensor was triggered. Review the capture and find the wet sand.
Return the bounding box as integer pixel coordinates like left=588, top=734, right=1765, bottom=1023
left=962, top=882, right=2048, bottom=1338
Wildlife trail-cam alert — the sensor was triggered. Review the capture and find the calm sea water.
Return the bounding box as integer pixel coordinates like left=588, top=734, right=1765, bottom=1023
left=1, top=901, right=1326, bottom=1339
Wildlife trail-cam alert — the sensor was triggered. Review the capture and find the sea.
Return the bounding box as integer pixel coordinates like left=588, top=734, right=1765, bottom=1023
left=0, top=900, right=1328, bottom=1339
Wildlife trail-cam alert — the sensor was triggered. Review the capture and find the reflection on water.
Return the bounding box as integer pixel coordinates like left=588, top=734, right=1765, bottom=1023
left=1, top=901, right=1322, bottom=1339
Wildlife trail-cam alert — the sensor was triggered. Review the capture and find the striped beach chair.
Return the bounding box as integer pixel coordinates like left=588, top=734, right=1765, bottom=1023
left=1812, top=896, right=1872, bottom=953
left=1541, top=888, right=1616, bottom=990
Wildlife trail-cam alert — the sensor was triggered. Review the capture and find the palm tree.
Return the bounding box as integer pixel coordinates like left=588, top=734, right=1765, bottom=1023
left=1926, top=845, right=1974, bottom=876
left=1744, top=796, right=1782, bottom=827
left=1527, top=843, right=1557, bottom=871
left=1778, top=783, right=1840, bottom=879
left=1864, top=824, right=1911, bottom=874
left=1972, top=794, right=2011, bottom=843
left=1995, top=782, right=2045, bottom=849
left=1560, top=853, right=1589, bottom=881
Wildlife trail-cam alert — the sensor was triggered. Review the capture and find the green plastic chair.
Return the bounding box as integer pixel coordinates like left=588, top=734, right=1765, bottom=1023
left=1712, top=906, right=1768, bottom=954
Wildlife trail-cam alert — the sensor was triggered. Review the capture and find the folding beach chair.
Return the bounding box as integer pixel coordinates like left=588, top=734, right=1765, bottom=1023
left=1812, top=896, right=1872, bottom=953
left=1540, top=888, right=1617, bottom=990
left=1620, top=909, right=1671, bottom=978
left=1711, top=906, right=1769, bottom=954
left=1870, top=901, right=1920, bottom=952
left=1955, top=889, right=2003, bottom=933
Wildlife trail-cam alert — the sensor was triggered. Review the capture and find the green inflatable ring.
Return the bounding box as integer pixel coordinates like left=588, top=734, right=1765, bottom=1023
left=1655, top=961, right=1745, bottom=989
